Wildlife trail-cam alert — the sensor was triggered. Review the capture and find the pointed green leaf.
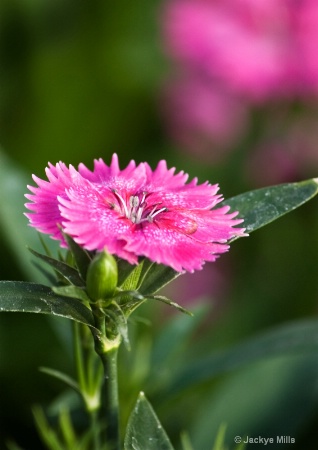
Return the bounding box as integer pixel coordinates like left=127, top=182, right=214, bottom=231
left=149, top=295, right=193, bottom=316
left=180, top=432, right=194, bottom=450
left=33, top=406, right=65, bottom=450
left=139, top=264, right=181, bottom=296
left=63, top=233, right=92, bottom=280
left=121, top=260, right=145, bottom=291
left=28, top=248, right=83, bottom=286
left=163, top=318, right=318, bottom=397
left=117, top=258, right=138, bottom=287
left=39, top=367, right=80, bottom=393
left=222, top=178, right=318, bottom=236
left=124, top=392, right=175, bottom=450
left=136, top=258, right=155, bottom=289
left=0, top=281, right=94, bottom=328
left=212, top=423, right=227, bottom=450
left=114, top=290, right=144, bottom=302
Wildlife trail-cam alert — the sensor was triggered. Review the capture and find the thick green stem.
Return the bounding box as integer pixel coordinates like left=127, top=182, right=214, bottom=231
left=91, top=303, right=121, bottom=450
left=99, top=347, right=120, bottom=450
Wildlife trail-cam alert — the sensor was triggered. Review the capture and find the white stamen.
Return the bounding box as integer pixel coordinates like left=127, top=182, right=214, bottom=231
left=150, top=207, right=167, bottom=219
left=114, top=191, right=166, bottom=224
left=112, top=190, right=129, bottom=218
left=140, top=191, right=147, bottom=205
left=147, top=207, right=167, bottom=223
left=136, top=206, right=144, bottom=223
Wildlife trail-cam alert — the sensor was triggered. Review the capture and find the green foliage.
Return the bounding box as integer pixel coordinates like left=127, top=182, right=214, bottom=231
left=124, top=392, right=174, bottom=450
left=163, top=318, right=318, bottom=397
left=223, top=178, right=318, bottom=235
left=1, top=156, right=318, bottom=449
left=0, top=281, right=94, bottom=328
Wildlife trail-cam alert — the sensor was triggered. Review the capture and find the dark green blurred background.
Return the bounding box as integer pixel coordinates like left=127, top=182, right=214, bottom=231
left=1, top=1, right=318, bottom=449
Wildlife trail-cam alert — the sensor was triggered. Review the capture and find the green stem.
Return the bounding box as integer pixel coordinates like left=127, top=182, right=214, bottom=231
left=73, top=322, right=87, bottom=393
left=91, top=303, right=121, bottom=450
left=99, top=347, right=120, bottom=450
left=91, top=409, right=101, bottom=450
left=74, top=322, right=102, bottom=449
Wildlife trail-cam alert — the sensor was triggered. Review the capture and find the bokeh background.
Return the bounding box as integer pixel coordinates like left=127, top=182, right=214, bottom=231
left=1, top=1, right=318, bottom=449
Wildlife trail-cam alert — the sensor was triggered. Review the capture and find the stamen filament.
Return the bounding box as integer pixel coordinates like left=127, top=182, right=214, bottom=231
left=112, top=190, right=129, bottom=218
left=150, top=207, right=167, bottom=219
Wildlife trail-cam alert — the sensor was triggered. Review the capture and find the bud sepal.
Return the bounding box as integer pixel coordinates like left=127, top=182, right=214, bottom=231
left=86, top=250, right=118, bottom=303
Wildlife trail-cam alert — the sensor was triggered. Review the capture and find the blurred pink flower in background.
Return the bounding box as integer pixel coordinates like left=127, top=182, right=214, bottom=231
left=294, top=0, right=318, bottom=95
left=161, top=0, right=318, bottom=174
left=162, top=74, right=248, bottom=161
left=163, top=0, right=294, bottom=101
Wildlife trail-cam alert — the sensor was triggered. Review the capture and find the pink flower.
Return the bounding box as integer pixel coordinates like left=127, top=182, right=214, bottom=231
left=163, top=0, right=294, bottom=102
left=25, top=154, right=245, bottom=272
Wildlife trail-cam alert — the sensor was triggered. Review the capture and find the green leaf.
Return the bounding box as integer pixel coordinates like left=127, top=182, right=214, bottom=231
left=6, top=442, right=25, bottom=450
left=28, top=247, right=84, bottom=286
left=222, top=178, right=318, bottom=236
left=0, top=151, right=58, bottom=282
left=148, top=295, right=193, bottom=316
left=52, top=286, right=90, bottom=305
left=136, top=258, right=155, bottom=289
left=212, top=423, right=227, bottom=450
left=63, top=233, right=92, bottom=280
left=164, top=318, right=318, bottom=397
left=138, top=263, right=181, bottom=296
left=0, top=281, right=94, bottom=328
left=33, top=406, right=65, bottom=450
left=39, top=367, right=80, bottom=393
left=117, top=258, right=137, bottom=287
left=120, top=261, right=145, bottom=291
left=148, top=305, right=209, bottom=391
left=124, top=392, right=175, bottom=450
left=180, top=432, right=194, bottom=450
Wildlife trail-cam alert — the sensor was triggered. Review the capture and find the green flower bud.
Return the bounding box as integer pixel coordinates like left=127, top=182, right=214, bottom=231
left=86, top=250, right=118, bottom=302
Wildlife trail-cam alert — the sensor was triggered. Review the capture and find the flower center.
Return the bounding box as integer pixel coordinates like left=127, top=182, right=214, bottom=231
left=111, top=190, right=167, bottom=224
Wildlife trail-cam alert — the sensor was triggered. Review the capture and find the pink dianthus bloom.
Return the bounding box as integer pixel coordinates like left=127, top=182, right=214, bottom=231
left=25, top=154, right=245, bottom=272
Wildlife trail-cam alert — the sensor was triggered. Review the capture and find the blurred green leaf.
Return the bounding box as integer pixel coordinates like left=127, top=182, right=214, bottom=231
left=150, top=304, right=209, bottom=374
left=223, top=178, right=318, bottom=235
left=124, top=392, right=175, bottom=450
left=0, top=150, right=58, bottom=281
left=39, top=367, right=80, bottom=394
left=189, top=355, right=317, bottom=450
left=212, top=423, right=227, bottom=450
left=163, top=319, right=318, bottom=397
left=33, top=406, right=65, bottom=450
left=180, top=432, right=194, bottom=450
left=6, top=442, right=25, bottom=450
left=0, top=281, right=94, bottom=328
